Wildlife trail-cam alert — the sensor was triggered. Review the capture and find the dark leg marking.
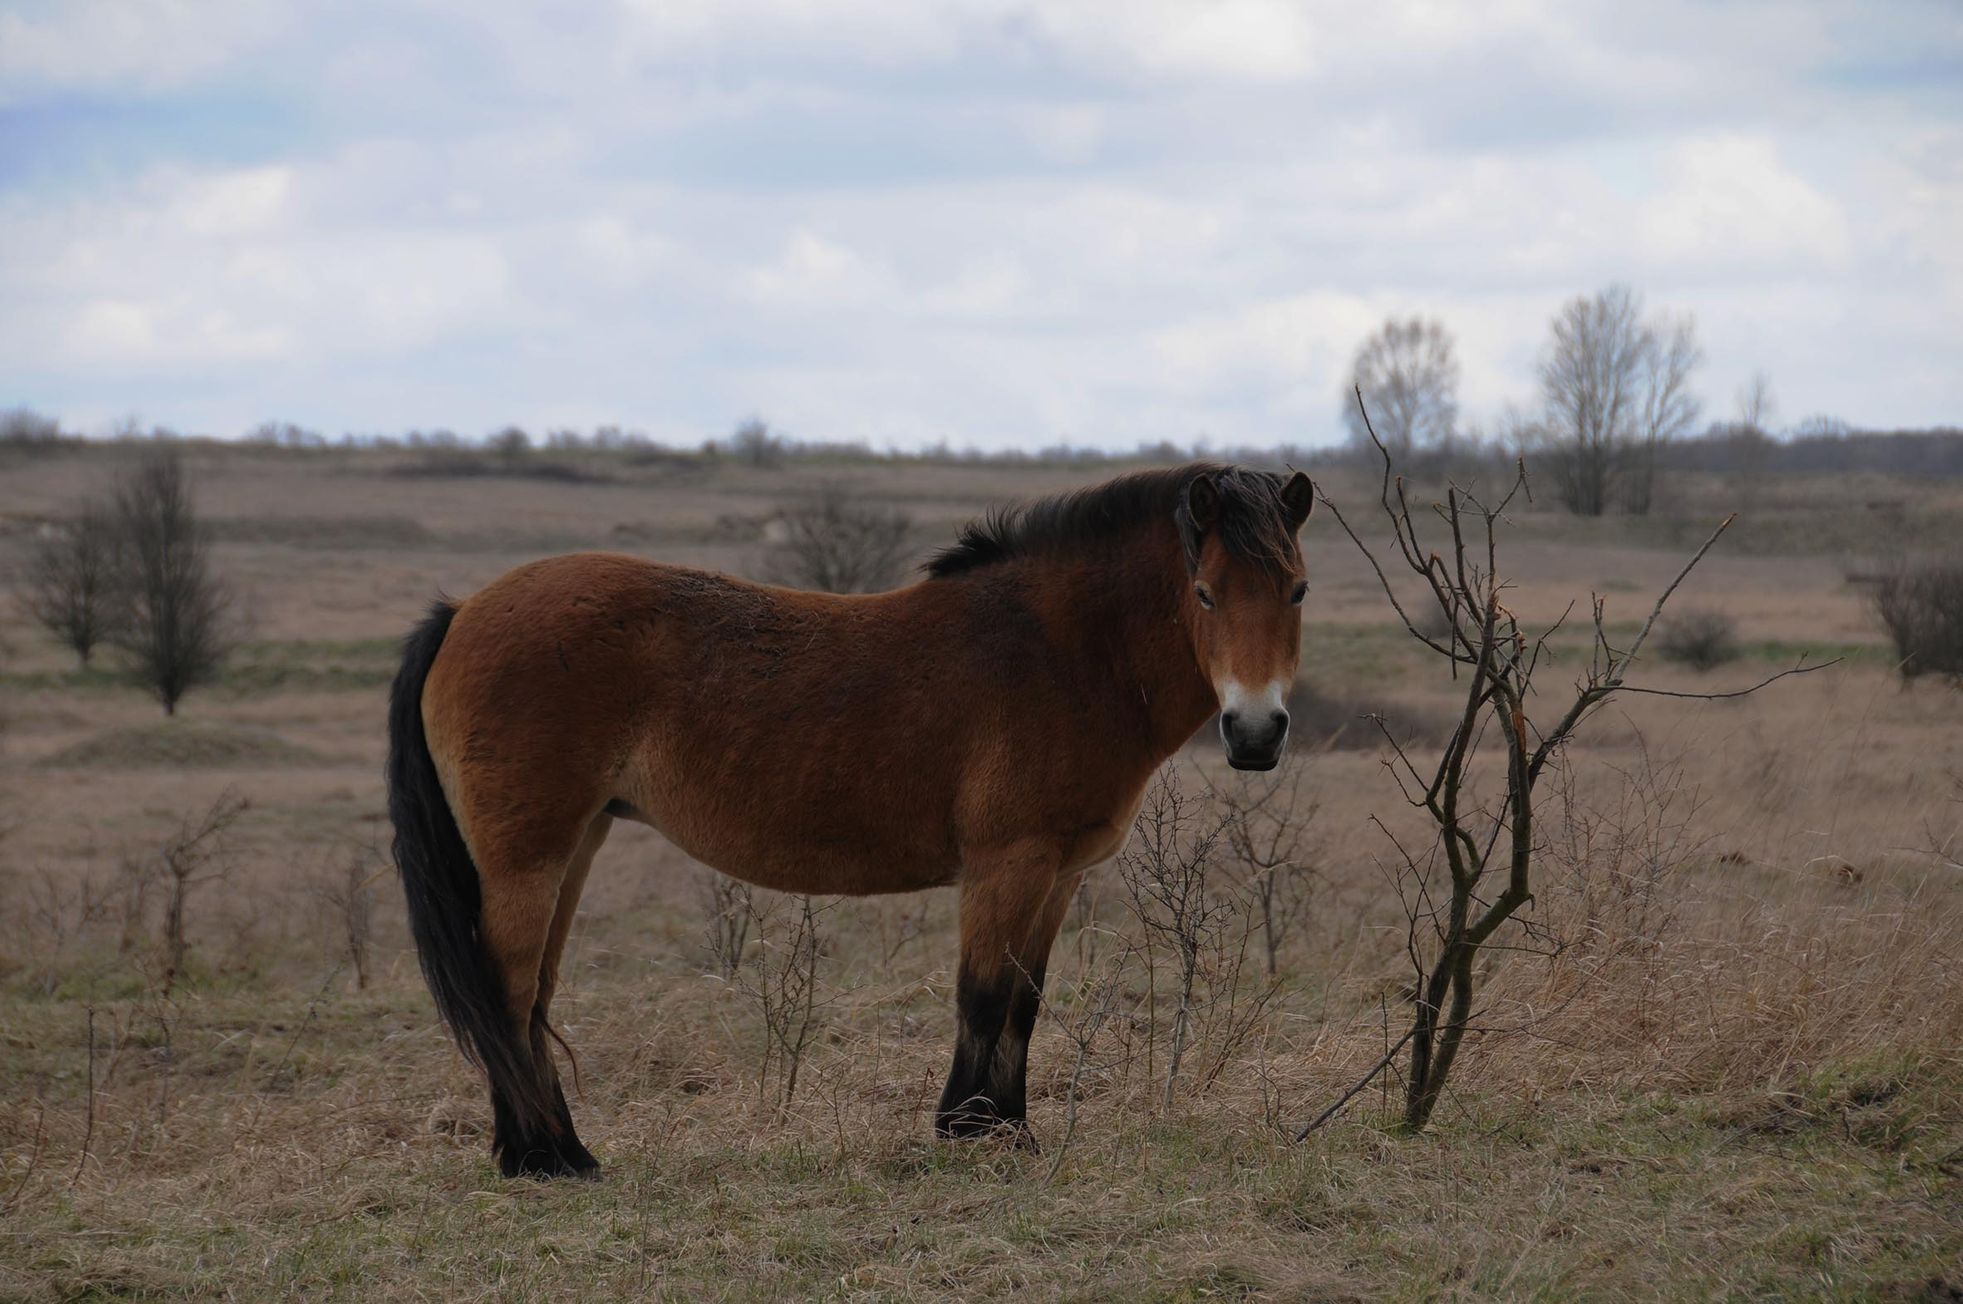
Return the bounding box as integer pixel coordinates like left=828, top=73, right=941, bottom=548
left=936, top=967, right=1026, bottom=1140
left=491, top=1006, right=599, bottom=1180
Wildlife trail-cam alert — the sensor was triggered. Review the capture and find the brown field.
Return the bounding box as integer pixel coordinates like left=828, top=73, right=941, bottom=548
left=2, top=442, right=1960, bottom=1301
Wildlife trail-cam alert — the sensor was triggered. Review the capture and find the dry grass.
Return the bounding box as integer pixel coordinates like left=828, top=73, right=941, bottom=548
left=1, top=446, right=1960, bottom=1299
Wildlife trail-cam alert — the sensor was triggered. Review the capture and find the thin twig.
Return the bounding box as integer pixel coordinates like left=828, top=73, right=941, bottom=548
left=1612, top=658, right=1841, bottom=700
left=1294, top=1028, right=1419, bottom=1139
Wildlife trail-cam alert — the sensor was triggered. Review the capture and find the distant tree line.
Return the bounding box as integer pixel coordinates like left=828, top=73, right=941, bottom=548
left=7, top=316, right=1961, bottom=499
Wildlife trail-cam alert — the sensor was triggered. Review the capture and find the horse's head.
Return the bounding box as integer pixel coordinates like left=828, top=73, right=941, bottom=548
left=1178, top=468, right=1314, bottom=772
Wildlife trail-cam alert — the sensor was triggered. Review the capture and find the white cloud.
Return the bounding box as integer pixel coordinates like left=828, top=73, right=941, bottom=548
left=0, top=0, right=281, bottom=102
left=741, top=230, right=890, bottom=309
left=169, top=165, right=294, bottom=237
left=0, top=0, right=1958, bottom=441
left=1639, top=135, right=1851, bottom=271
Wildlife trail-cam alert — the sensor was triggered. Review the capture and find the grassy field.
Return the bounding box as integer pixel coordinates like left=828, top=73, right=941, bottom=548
left=2, top=443, right=1960, bottom=1300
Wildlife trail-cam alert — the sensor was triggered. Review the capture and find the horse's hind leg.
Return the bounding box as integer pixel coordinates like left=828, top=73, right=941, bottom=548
left=476, top=812, right=610, bottom=1179
left=937, top=844, right=1069, bottom=1144
left=531, top=812, right=611, bottom=1173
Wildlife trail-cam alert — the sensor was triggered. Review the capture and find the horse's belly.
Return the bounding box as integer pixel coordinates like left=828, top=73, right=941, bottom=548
left=622, top=750, right=959, bottom=896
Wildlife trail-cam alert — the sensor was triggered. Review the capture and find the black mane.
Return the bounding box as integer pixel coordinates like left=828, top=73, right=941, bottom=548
left=925, top=462, right=1297, bottom=579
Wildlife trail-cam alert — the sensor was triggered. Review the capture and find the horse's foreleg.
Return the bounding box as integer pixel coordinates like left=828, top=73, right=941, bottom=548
left=937, top=845, right=1069, bottom=1143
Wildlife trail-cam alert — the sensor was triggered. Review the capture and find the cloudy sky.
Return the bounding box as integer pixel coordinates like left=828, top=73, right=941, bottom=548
left=1, top=1, right=1959, bottom=449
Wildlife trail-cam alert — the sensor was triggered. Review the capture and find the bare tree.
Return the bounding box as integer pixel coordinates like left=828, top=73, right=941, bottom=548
left=1300, top=393, right=1826, bottom=1136
left=1534, top=285, right=1702, bottom=516
left=1736, top=370, right=1777, bottom=433
left=0, top=407, right=62, bottom=450
left=489, top=426, right=531, bottom=463
left=1342, top=317, right=1460, bottom=455
left=730, top=417, right=786, bottom=469
left=1626, top=314, right=1702, bottom=515
left=110, top=449, right=237, bottom=715
left=762, top=484, right=913, bottom=594
left=1725, top=370, right=1778, bottom=510
left=17, top=501, right=123, bottom=669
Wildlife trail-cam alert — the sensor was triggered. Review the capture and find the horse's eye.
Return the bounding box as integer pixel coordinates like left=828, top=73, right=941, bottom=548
left=1289, top=581, right=1308, bottom=606
left=1194, top=583, right=1216, bottom=610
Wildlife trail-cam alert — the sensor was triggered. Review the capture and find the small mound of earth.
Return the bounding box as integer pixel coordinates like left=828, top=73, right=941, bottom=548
left=45, top=720, right=324, bottom=769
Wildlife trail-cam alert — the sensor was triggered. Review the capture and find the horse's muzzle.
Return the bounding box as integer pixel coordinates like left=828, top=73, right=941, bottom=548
left=1221, top=707, right=1289, bottom=771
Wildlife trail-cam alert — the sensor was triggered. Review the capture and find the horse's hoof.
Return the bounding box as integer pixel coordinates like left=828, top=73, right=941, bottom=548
left=499, top=1140, right=602, bottom=1181
left=935, top=1113, right=1038, bottom=1151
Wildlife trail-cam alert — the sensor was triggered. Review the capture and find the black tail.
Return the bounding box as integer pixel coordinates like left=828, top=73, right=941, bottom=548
left=387, top=600, right=570, bottom=1175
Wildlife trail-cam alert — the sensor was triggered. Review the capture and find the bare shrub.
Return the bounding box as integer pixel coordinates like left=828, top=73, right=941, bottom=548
left=698, top=870, right=754, bottom=981
left=761, top=484, right=913, bottom=594
left=1116, top=768, right=1272, bottom=1109
left=736, top=892, right=828, bottom=1107
left=1038, top=935, right=1138, bottom=1180
left=17, top=501, right=124, bottom=669
left=1207, top=762, right=1318, bottom=977
left=1873, top=553, right=1963, bottom=681
left=310, top=848, right=378, bottom=991
left=1655, top=610, right=1741, bottom=671
left=111, top=450, right=238, bottom=715
left=136, top=793, right=248, bottom=997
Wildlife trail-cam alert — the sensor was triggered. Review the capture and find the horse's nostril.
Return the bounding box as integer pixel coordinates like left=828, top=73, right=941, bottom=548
left=1270, top=710, right=1289, bottom=732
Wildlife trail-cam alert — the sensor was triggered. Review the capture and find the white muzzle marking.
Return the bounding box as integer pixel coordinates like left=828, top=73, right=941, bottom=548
left=1217, top=679, right=1288, bottom=723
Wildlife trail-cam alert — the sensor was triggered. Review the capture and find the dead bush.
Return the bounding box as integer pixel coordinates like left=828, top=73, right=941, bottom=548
left=1873, top=553, right=1963, bottom=681
left=1655, top=609, right=1741, bottom=671
left=1115, top=768, right=1274, bottom=1109
left=310, top=848, right=379, bottom=991
left=698, top=870, right=754, bottom=981
left=1207, top=761, right=1318, bottom=977
left=735, top=892, right=829, bottom=1107
left=137, top=792, right=248, bottom=996
left=761, top=484, right=912, bottom=594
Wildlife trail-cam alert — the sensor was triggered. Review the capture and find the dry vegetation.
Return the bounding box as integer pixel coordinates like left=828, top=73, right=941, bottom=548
left=2, top=442, right=1960, bottom=1300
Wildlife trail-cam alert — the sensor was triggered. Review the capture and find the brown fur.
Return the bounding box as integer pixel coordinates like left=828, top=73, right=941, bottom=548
left=404, top=462, right=1312, bottom=1172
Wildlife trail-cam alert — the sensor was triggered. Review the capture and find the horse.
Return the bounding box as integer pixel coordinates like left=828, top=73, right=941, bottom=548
left=386, top=462, right=1314, bottom=1178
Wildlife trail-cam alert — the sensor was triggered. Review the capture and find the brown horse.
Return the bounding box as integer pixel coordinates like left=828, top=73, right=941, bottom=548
left=386, top=462, right=1313, bottom=1177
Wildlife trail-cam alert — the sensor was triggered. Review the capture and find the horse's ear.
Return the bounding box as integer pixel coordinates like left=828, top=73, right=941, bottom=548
left=1280, top=471, right=1314, bottom=529
left=1186, top=473, right=1221, bottom=533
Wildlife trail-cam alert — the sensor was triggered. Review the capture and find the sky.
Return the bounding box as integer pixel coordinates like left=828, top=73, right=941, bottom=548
left=1, top=1, right=1959, bottom=451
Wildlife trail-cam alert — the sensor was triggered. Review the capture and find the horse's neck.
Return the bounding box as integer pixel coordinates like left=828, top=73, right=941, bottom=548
left=1025, top=536, right=1219, bottom=759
